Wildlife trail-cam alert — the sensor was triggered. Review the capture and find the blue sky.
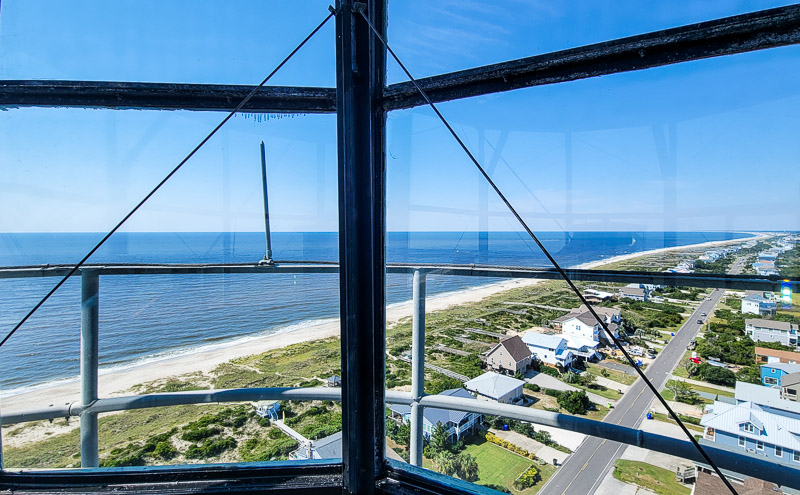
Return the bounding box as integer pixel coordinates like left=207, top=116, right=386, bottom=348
left=1, top=0, right=799, bottom=233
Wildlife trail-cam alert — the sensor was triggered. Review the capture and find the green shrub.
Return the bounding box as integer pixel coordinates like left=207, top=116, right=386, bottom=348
left=185, top=437, right=237, bottom=459
left=513, top=465, right=541, bottom=489
left=153, top=441, right=177, bottom=460
left=557, top=390, right=591, bottom=415
left=239, top=435, right=298, bottom=462
left=181, top=426, right=222, bottom=442
left=524, top=383, right=540, bottom=392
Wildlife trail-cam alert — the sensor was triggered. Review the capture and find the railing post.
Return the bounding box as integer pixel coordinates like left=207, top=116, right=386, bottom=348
left=80, top=269, right=99, bottom=467
left=410, top=269, right=426, bottom=466
left=0, top=399, right=4, bottom=470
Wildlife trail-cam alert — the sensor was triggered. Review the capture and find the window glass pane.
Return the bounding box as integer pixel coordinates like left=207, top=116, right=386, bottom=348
left=0, top=109, right=341, bottom=468
left=386, top=0, right=795, bottom=84
left=0, top=0, right=335, bottom=86
left=384, top=40, right=799, bottom=492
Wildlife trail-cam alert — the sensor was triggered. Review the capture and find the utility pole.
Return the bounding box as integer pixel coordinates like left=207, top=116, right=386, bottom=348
left=259, top=141, right=273, bottom=264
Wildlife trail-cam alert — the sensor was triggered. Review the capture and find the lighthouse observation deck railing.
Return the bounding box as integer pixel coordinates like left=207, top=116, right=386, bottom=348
left=0, top=261, right=795, bottom=489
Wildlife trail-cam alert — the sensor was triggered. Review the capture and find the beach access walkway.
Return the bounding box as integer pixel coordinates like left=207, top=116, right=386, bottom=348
left=274, top=420, right=311, bottom=450
left=398, top=355, right=470, bottom=382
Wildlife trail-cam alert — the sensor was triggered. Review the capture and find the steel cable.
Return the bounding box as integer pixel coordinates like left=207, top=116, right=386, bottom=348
left=0, top=10, right=335, bottom=349
left=356, top=9, right=739, bottom=495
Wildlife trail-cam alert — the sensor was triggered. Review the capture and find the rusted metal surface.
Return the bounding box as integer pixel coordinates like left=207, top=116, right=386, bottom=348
left=382, top=4, right=800, bottom=110
left=0, top=80, right=336, bottom=113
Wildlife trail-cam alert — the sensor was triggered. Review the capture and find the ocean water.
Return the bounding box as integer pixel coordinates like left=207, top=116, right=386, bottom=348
left=0, top=231, right=749, bottom=393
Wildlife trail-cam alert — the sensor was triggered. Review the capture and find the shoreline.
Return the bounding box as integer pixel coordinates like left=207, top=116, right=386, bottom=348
left=1, top=232, right=763, bottom=413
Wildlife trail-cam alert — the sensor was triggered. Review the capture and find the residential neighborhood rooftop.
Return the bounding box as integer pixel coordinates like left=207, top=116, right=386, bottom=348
left=464, top=372, right=524, bottom=399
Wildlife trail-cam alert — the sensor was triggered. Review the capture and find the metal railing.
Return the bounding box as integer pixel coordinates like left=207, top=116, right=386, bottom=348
left=0, top=262, right=793, bottom=485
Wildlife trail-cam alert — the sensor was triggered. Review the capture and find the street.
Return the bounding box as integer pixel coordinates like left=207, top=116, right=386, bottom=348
left=540, top=256, right=746, bottom=495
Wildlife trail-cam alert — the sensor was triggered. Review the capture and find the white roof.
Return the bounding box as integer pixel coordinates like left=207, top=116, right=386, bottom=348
left=464, top=372, right=524, bottom=399
left=702, top=400, right=800, bottom=451
left=522, top=332, right=566, bottom=350
left=562, top=334, right=599, bottom=350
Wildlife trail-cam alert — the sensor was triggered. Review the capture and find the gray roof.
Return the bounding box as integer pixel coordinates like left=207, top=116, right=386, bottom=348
left=313, top=431, right=342, bottom=459
left=746, top=319, right=797, bottom=331
left=619, top=287, right=645, bottom=297
left=464, top=372, right=524, bottom=399
left=553, top=312, right=581, bottom=323
left=491, top=335, right=532, bottom=362
left=762, top=363, right=800, bottom=374
left=735, top=381, right=800, bottom=417
left=522, top=332, right=566, bottom=350
left=388, top=388, right=476, bottom=428
left=783, top=373, right=800, bottom=388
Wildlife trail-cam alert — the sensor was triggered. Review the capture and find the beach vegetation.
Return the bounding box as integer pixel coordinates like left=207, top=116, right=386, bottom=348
left=239, top=433, right=298, bottom=462
left=688, top=362, right=736, bottom=386
left=613, top=460, right=690, bottom=495
left=664, top=380, right=701, bottom=405
left=185, top=437, right=237, bottom=459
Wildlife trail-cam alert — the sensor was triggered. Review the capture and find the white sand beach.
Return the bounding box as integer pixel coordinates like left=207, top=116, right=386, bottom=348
left=1, top=233, right=766, bottom=418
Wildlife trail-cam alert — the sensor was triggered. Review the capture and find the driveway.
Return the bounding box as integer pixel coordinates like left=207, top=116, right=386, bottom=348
left=490, top=428, right=570, bottom=465
left=527, top=372, right=615, bottom=407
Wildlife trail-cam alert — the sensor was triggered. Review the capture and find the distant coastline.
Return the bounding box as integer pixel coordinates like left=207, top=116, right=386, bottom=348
left=0, top=232, right=762, bottom=412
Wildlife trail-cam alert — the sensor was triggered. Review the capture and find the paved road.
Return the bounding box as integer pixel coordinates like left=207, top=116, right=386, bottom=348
left=541, top=257, right=746, bottom=495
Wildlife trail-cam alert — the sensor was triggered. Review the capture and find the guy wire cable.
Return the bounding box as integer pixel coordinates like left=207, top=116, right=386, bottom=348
left=355, top=8, right=740, bottom=495
left=0, top=9, right=335, bottom=349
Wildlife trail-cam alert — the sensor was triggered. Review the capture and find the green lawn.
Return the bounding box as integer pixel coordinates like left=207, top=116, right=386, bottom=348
left=586, top=363, right=638, bottom=386
left=575, top=383, right=623, bottom=401
left=661, top=379, right=734, bottom=405
left=649, top=413, right=704, bottom=433
left=461, top=439, right=555, bottom=494
left=613, top=460, right=690, bottom=495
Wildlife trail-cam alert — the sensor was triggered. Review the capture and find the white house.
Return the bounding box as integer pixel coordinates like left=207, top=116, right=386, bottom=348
left=464, top=372, right=525, bottom=404
left=560, top=308, right=620, bottom=345
left=742, top=292, right=777, bottom=316
left=521, top=333, right=575, bottom=369
left=745, top=319, right=799, bottom=348
left=619, top=284, right=648, bottom=302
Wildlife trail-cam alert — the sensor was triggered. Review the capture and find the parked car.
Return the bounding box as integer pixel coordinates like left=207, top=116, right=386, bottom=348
left=690, top=357, right=702, bottom=364
left=697, top=319, right=703, bottom=324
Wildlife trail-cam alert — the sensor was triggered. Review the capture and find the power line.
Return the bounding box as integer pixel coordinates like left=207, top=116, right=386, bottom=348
left=0, top=10, right=335, bottom=349
left=356, top=8, right=739, bottom=495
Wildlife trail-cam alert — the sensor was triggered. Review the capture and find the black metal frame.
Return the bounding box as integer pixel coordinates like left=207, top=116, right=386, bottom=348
left=1, top=2, right=800, bottom=494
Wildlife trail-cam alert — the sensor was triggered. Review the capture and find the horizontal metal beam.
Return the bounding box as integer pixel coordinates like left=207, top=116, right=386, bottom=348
left=0, top=261, right=788, bottom=291
left=382, top=4, right=800, bottom=111
left=2, top=387, right=795, bottom=488
left=0, top=81, right=336, bottom=113
left=0, top=459, right=343, bottom=493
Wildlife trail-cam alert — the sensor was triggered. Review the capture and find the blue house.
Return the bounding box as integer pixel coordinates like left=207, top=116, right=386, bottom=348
left=388, top=388, right=481, bottom=443
left=760, top=363, right=800, bottom=386
left=701, top=399, right=800, bottom=465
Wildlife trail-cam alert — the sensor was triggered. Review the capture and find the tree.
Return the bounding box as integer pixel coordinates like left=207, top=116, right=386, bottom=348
left=667, top=380, right=700, bottom=405
left=562, top=371, right=579, bottom=384
left=428, top=422, right=451, bottom=455
left=456, top=452, right=479, bottom=482
left=736, top=364, right=762, bottom=384
left=432, top=451, right=457, bottom=477
left=396, top=421, right=411, bottom=446
left=695, top=363, right=736, bottom=386
left=557, top=390, right=591, bottom=415
left=431, top=451, right=479, bottom=482
left=426, top=374, right=463, bottom=395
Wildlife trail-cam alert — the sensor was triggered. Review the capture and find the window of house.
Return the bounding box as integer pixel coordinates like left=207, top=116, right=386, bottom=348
left=776, top=446, right=783, bottom=457
left=739, top=436, right=745, bottom=447
left=757, top=441, right=764, bottom=451
left=765, top=377, right=778, bottom=385
left=794, top=451, right=800, bottom=462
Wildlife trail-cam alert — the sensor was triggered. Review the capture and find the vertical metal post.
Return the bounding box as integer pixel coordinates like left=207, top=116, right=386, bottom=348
left=80, top=269, right=99, bottom=468
left=260, top=141, right=273, bottom=262
left=409, top=270, right=426, bottom=466
left=0, top=399, right=4, bottom=469
left=335, top=0, right=387, bottom=493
